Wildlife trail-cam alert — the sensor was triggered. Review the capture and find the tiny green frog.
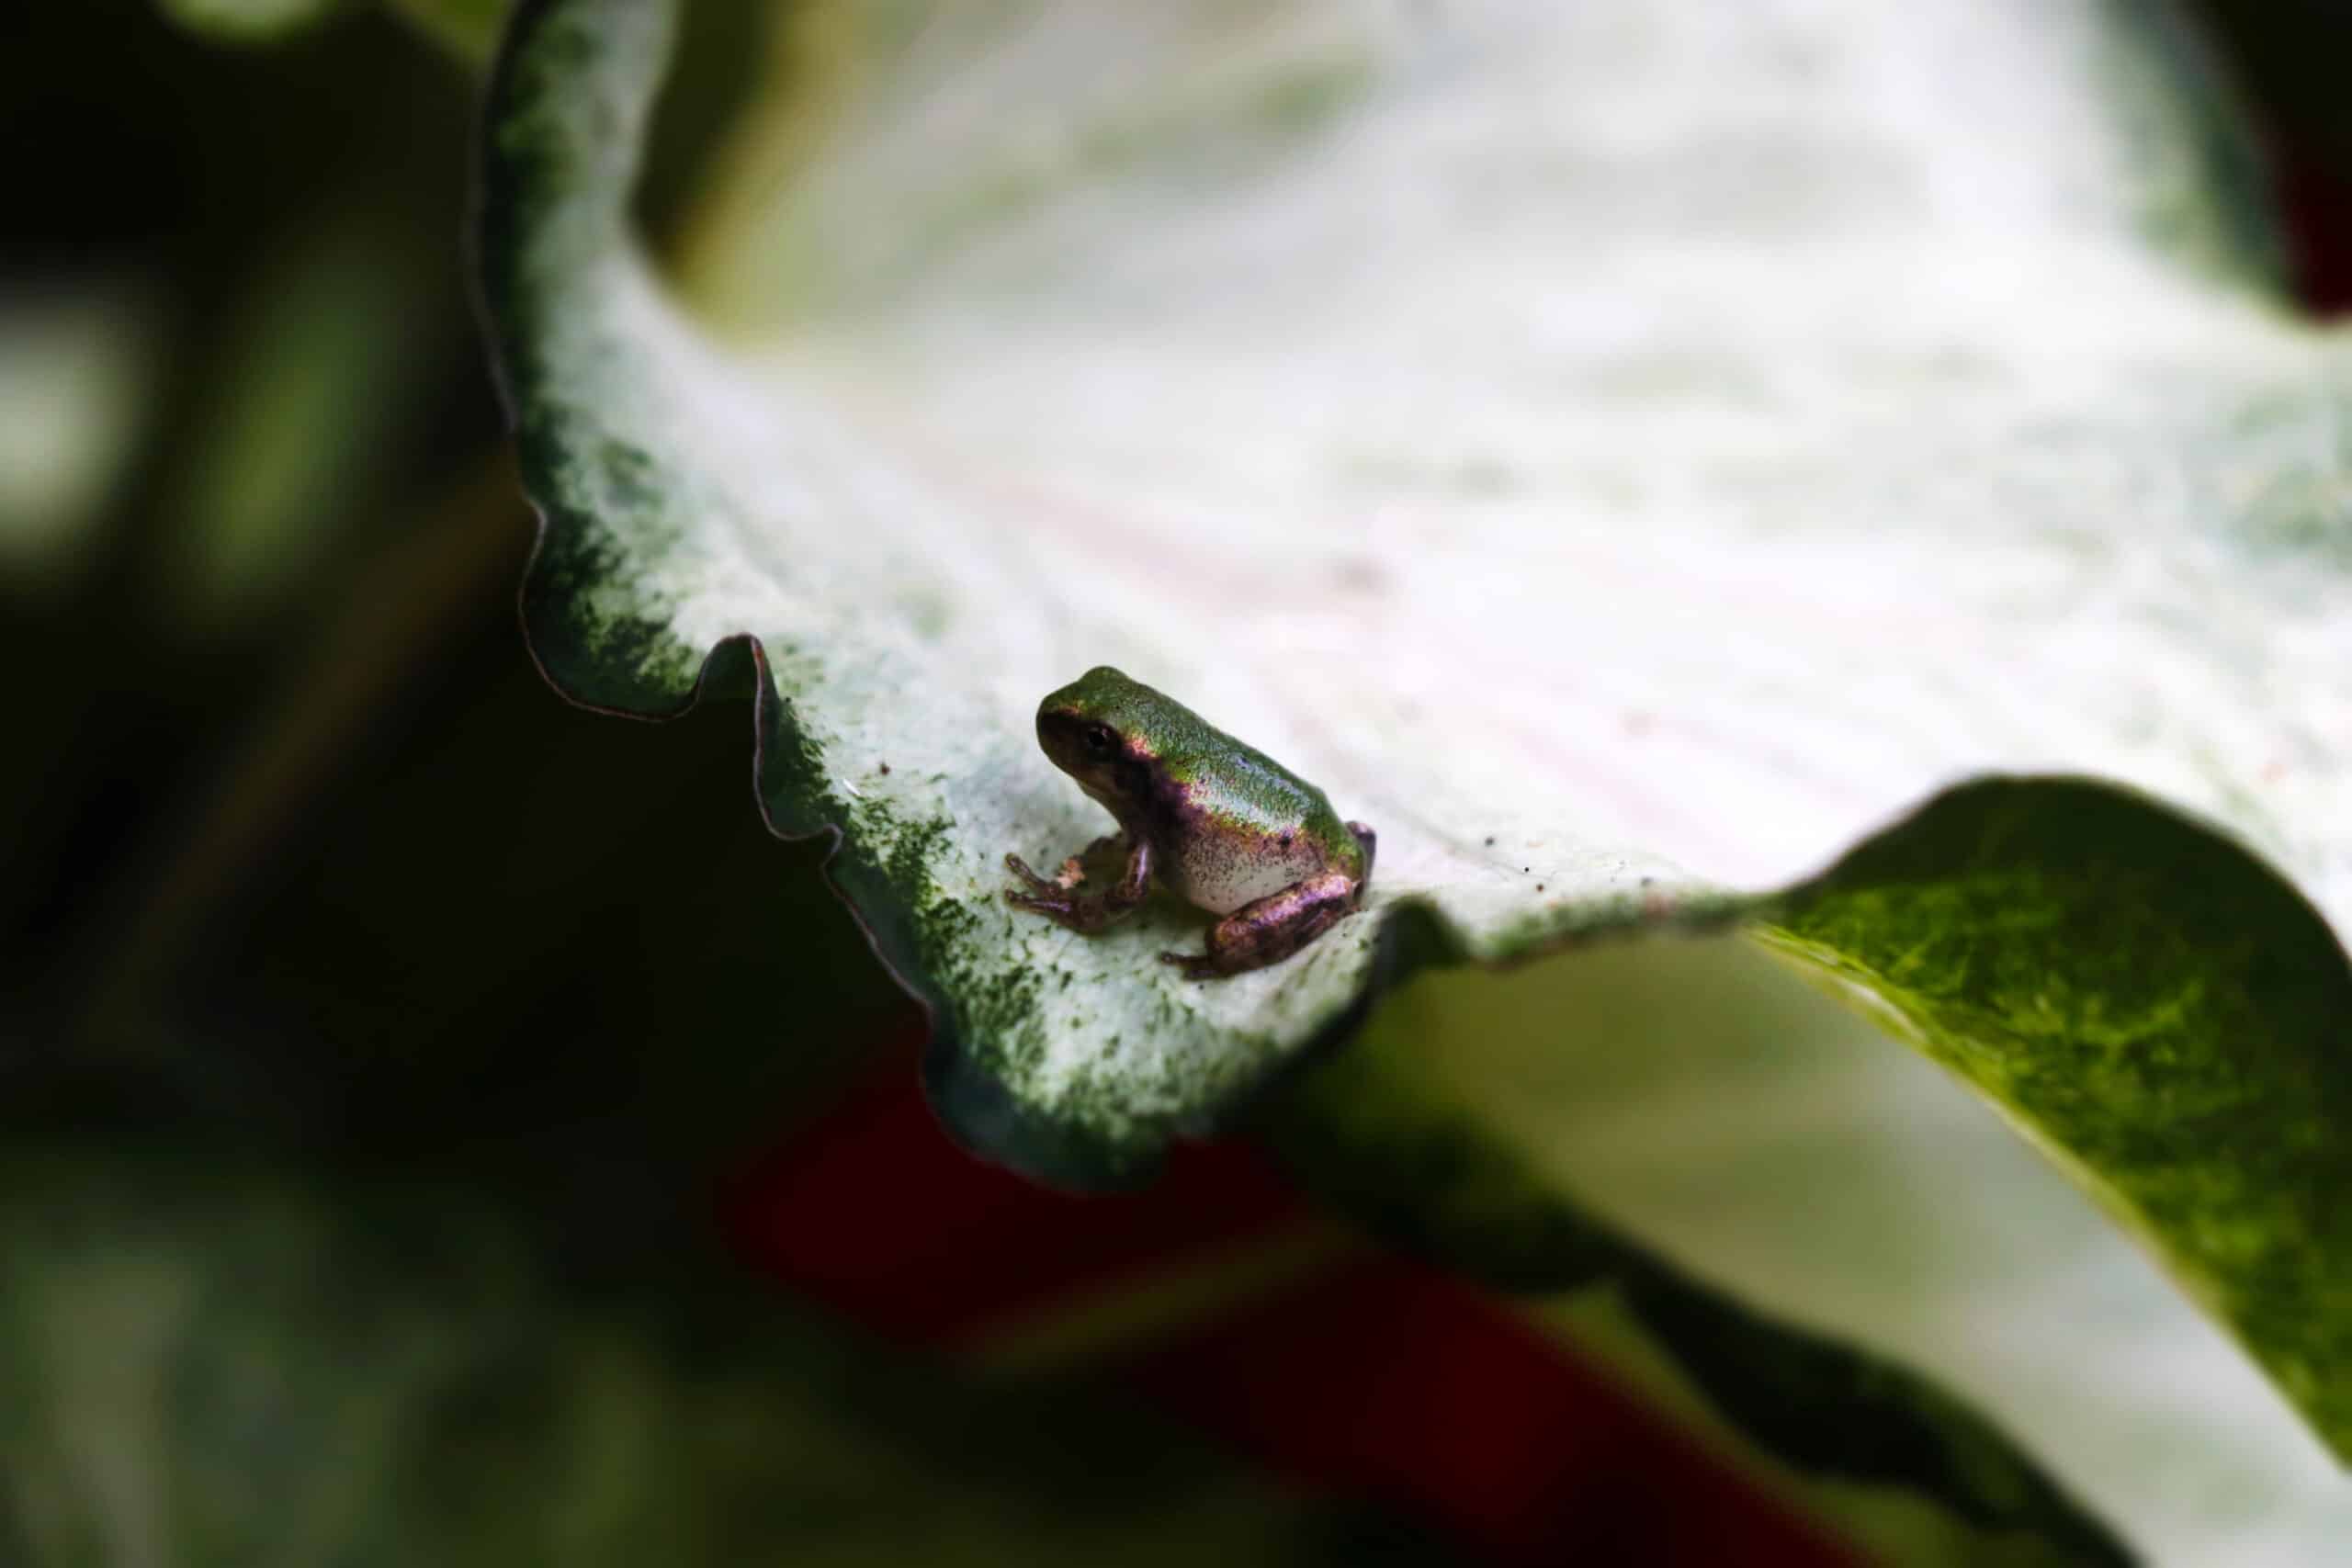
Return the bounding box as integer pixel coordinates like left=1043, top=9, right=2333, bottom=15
left=1004, top=666, right=1375, bottom=979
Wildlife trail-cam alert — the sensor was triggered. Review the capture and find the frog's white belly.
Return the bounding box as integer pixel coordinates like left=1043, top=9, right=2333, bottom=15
left=1168, top=836, right=1323, bottom=916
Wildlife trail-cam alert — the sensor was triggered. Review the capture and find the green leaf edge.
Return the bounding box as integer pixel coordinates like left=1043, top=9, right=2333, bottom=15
left=1763, top=776, right=2352, bottom=1457
left=1262, top=1055, right=2133, bottom=1566
left=473, top=0, right=2352, bottom=1489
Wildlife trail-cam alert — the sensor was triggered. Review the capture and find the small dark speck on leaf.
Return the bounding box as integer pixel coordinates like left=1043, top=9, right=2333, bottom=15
left=1640, top=875, right=1655, bottom=886
left=1484, top=836, right=1496, bottom=847
left=1523, top=866, right=1531, bottom=874
left=1536, top=885, right=1544, bottom=893
left=878, top=762, right=891, bottom=775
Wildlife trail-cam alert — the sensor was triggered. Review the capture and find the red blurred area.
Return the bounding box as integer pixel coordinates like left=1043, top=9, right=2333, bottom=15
left=727, top=1041, right=1860, bottom=1568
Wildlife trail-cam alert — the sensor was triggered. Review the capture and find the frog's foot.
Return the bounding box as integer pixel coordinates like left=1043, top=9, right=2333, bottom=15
left=1004, top=836, right=1152, bottom=932
left=1156, top=949, right=1227, bottom=981
left=1160, top=871, right=1360, bottom=980
left=1002, top=852, right=1067, bottom=897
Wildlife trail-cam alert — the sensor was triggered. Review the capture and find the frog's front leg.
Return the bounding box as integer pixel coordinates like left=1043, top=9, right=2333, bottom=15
left=1160, top=871, right=1361, bottom=980
left=1004, top=833, right=1152, bottom=932
left=1004, top=833, right=1123, bottom=896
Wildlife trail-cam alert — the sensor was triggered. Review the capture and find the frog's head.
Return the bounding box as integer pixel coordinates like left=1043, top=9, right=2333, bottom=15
left=1035, top=665, right=1163, bottom=815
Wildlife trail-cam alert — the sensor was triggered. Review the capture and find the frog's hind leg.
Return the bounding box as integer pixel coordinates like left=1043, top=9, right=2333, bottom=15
left=1161, top=871, right=1359, bottom=980
left=1005, top=834, right=1152, bottom=932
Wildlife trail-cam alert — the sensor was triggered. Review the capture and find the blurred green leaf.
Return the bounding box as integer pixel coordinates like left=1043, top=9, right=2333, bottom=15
left=385, top=0, right=505, bottom=65
left=475, top=0, right=2352, bottom=1555
left=156, top=0, right=347, bottom=44
left=165, top=216, right=438, bottom=629
left=0, top=1151, right=1442, bottom=1566
left=0, top=284, right=158, bottom=581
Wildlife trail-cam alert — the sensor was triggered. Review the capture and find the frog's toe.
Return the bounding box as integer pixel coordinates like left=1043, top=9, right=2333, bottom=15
left=1158, top=949, right=1223, bottom=980
left=1004, top=852, right=1059, bottom=894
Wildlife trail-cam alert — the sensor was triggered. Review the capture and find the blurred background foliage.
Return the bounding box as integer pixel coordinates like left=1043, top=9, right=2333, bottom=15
left=2, top=0, right=2348, bottom=1562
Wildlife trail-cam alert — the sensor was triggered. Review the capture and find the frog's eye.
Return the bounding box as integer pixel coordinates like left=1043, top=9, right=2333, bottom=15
left=1082, top=723, right=1119, bottom=759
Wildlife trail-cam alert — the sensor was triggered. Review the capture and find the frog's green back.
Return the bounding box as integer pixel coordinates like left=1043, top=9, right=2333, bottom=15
left=1045, top=667, right=1354, bottom=852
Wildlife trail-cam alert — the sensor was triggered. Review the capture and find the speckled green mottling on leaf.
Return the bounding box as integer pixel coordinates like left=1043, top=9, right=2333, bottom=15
left=1761, top=777, right=2352, bottom=1444
left=478, top=0, right=2352, bottom=1557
